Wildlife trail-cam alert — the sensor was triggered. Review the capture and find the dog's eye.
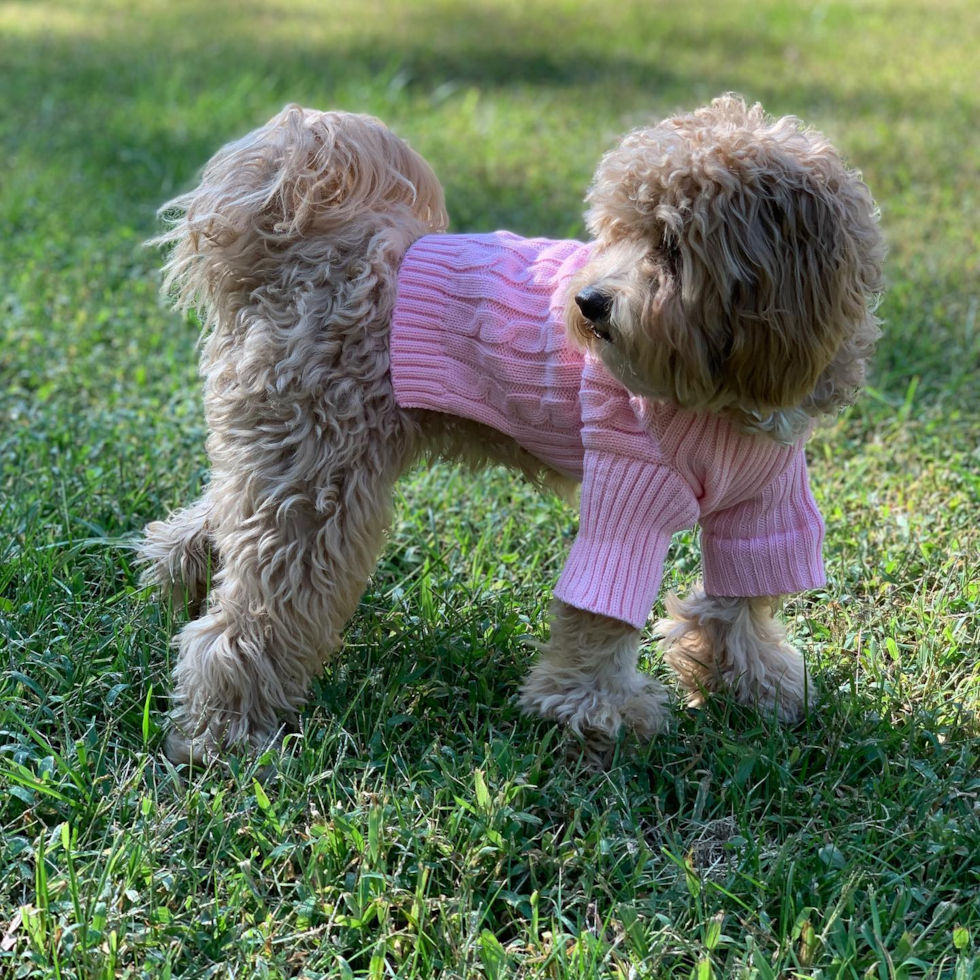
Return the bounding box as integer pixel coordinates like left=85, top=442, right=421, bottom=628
left=590, top=324, right=613, bottom=343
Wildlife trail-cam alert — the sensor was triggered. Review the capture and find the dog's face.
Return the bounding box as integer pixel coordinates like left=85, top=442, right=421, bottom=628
left=567, top=95, right=885, bottom=438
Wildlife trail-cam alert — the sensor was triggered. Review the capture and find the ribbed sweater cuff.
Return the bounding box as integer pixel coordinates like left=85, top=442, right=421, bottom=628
left=701, top=525, right=826, bottom=597
left=554, top=455, right=698, bottom=629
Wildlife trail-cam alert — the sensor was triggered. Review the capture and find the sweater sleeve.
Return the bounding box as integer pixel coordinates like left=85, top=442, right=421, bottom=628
left=554, top=451, right=700, bottom=629
left=699, top=451, right=826, bottom=598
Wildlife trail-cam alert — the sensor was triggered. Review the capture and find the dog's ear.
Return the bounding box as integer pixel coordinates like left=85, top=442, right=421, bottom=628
left=637, top=266, right=723, bottom=407
left=679, top=160, right=884, bottom=417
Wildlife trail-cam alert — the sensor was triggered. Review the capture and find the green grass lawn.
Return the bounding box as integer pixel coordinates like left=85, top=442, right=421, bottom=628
left=2, top=0, right=979, bottom=976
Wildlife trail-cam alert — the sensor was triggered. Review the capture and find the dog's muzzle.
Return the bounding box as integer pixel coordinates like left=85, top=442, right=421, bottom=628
left=575, top=287, right=613, bottom=341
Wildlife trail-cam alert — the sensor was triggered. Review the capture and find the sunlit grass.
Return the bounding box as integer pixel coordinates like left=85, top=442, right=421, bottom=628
left=1, top=0, right=979, bottom=976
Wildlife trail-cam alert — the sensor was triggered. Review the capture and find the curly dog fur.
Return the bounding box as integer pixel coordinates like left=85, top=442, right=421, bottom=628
left=140, top=97, right=883, bottom=764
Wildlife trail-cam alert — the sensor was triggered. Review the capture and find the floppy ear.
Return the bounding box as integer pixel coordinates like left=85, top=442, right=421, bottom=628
left=639, top=266, right=724, bottom=407
left=796, top=178, right=885, bottom=417
left=689, top=160, right=884, bottom=416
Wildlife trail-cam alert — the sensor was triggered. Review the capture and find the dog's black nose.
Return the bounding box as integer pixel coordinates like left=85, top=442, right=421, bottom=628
left=575, top=288, right=612, bottom=324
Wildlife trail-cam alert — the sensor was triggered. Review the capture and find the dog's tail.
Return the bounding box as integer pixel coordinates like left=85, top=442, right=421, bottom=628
left=152, top=105, right=448, bottom=332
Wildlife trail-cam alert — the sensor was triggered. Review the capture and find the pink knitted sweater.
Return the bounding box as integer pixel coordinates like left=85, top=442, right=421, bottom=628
left=390, top=232, right=825, bottom=628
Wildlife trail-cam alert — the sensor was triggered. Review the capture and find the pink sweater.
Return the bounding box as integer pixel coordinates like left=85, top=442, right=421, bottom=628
left=390, top=232, right=825, bottom=628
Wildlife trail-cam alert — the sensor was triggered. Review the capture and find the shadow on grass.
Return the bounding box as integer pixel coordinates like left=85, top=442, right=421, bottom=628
left=292, top=585, right=979, bottom=850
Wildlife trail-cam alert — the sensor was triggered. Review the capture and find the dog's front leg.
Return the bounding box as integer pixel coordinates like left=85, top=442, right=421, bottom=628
left=519, top=598, right=668, bottom=765
left=657, top=584, right=813, bottom=722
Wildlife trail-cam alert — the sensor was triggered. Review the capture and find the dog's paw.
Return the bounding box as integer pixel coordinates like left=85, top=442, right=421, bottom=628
left=137, top=504, right=214, bottom=613
left=165, top=716, right=285, bottom=769
left=658, top=589, right=814, bottom=725
left=668, top=635, right=812, bottom=724
left=164, top=727, right=219, bottom=767
left=520, top=663, right=668, bottom=761
left=739, top=642, right=813, bottom=724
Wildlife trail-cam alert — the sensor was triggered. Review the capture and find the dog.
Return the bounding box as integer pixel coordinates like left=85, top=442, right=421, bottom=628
left=140, top=95, right=884, bottom=766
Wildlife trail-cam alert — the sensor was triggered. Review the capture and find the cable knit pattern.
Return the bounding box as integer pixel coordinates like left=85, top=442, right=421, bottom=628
left=391, top=232, right=826, bottom=628
left=391, top=231, right=590, bottom=478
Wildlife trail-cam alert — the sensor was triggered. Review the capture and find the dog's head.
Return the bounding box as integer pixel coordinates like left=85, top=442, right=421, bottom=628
left=568, top=95, right=885, bottom=441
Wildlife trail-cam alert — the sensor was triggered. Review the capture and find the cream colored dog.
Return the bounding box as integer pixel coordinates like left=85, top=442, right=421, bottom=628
left=141, top=96, right=883, bottom=766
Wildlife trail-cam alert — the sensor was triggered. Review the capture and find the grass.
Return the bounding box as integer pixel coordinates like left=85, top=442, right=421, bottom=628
left=1, top=0, right=979, bottom=976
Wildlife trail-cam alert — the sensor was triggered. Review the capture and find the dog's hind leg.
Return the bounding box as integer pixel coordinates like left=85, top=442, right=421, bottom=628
left=153, top=106, right=446, bottom=762
left=165, top=415, right=416, bottom=764
left=139, top=492, right=216, bottom=614
left=165, top=232, right=420, bottom=764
